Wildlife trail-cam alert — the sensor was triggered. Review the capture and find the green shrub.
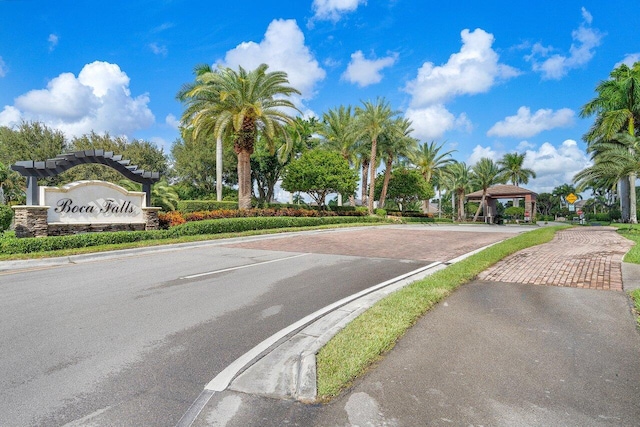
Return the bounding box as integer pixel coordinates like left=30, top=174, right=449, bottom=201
left=177, top=200, right=238, bottom=213
left=0, top=205, right=13, bottom=232
left=374, top=208, right=387, bottom=216
left=585, top=212, right=611, bottom=222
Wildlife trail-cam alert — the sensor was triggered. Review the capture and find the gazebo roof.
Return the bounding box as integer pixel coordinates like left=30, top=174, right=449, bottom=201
left=466, top=184, right=537, bottom=201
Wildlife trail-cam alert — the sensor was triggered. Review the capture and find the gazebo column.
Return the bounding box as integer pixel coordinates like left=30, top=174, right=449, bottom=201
left=524, top=195, right=533, bottom=222
left=487, top=198, right=497, bottom=223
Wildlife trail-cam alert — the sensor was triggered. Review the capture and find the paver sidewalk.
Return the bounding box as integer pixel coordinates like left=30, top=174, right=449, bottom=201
left=479, top=227, right=633, bottom=291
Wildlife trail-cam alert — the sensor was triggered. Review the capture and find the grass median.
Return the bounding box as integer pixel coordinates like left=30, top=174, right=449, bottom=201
left=316, top=225, right=569, bottom=399
left=613, top=224, right=640, bottom=326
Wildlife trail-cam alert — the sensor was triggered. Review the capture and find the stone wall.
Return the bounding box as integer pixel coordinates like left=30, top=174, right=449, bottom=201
left=12, top=206, right=49, bottom=238
left=13, top=205, right=163, bottom=237
left=47, top=223, right=146, bottom=236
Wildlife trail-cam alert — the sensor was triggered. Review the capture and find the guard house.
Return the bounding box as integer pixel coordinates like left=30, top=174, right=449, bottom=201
left=466, top=184, right=538, bottom=223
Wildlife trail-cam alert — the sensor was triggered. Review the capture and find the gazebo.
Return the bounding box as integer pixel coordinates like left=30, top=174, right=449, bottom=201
left=466, top=184, right=538, bottom=223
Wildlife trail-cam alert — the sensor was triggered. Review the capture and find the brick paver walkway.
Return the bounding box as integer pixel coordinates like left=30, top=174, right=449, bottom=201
left=478, top=227, right=633, bottom=291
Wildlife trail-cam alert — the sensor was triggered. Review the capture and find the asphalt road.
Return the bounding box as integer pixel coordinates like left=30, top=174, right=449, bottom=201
left=0, top=229, right=434, bottom=426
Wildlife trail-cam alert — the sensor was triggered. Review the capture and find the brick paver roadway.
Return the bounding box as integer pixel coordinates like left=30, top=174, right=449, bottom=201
left=226, top=227, right=517, bottom=262
left=478, top=227, right=633, bottom=291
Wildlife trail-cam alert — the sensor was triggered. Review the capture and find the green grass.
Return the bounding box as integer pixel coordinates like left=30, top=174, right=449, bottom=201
left=631, top=289, right=640, bottom=327
left=316, top=225, right=568, bottom=399
left=612, top=224, right=640, bottom=263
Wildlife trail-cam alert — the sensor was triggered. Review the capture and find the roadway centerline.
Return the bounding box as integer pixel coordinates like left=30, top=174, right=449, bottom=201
left=179, top=253, right=310, bottom=280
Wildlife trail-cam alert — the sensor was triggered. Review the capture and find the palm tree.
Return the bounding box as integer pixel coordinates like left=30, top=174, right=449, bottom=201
left=319, top=105, right=360, bottom=205
left=442, top=162, right=472, bottom=222
left=377, top=117, right=417, bottom=208
left=497, top=152, right=536, bottom=208
left=580, top=62, right=640, bottom=223
left=471, top=158, right=502, bottom=222
left=178, top=64, right=300, bottom=209
left=410, top=141, right=456, bottom=213
left=355, top=98, right=397, bottom=214
left=177, top=64, right=225, bottom=201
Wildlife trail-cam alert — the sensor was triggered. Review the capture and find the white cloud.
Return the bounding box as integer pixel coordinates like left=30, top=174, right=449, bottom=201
left=311, top=0, right=366, bottom=22
left=487, top=106, right=575, bottom=138
left=48, top=34, right=59, bottom=52
left=616, top=53, right=640, bottom=68
left=526, top=8, right=603, bottom=80
left=341, top=50, right=398, bottom=87
left=0, top=61, right=154, bottom=138
left=0, top=56, right=6, bottom=77
left=523, top=139, right=591, bottom=193
left=405, top=105, right=456, bottom=140
left=165, top=113, right=180, bottom=129
left=406, top=28, right=519, bottom=107
left=149, top=43, right=168, bottom=57
left=404, top=28, right=517, bottom=141
left=467, top=145, right=499, bottom=165
left=220, top=19, right=326, bottom=104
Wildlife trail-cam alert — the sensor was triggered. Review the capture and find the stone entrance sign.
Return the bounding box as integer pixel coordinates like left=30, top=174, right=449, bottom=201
left=11, top=150, right=161, bottom=238
left=43, top=181, right=145, bottom=224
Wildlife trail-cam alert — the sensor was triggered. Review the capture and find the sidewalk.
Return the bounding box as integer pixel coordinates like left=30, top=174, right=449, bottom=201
left=192, top=227, right=640, bottom=426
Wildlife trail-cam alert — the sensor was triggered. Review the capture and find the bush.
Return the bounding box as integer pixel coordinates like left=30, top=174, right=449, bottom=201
left=0, top=205, right=13, bottom=232
left=177, top=200, right=238, bottom=213
left=585, top=212, right=611, bottom=222
left=374, top=208, right=387, bottom=216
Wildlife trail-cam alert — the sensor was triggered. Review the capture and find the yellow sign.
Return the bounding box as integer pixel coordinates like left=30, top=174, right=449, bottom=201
left=566, top=193, right=578, bottom=204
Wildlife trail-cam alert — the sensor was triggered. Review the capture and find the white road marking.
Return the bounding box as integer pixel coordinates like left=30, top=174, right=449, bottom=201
left=180, top=253, right=310, bottom=279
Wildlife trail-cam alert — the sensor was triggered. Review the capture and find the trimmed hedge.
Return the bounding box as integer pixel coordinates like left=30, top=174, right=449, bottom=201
left=0, top=216, right=388, bottom=255
left=177, top=200, right=239, bottom=213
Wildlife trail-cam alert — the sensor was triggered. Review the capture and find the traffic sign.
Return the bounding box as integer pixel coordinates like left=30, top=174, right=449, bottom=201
left=566, top=193, right=578, bottom=204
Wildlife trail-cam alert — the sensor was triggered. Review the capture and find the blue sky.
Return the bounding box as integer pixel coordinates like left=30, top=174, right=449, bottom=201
left=1, top=0, right=639, bottom=194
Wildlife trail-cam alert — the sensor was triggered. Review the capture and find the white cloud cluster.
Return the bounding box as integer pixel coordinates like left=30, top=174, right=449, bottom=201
left=616, top=53, right=640, bottom=68
left=487, top=106, right=575, bottom=138
left=220, top=19, right=326, bottom=104
left=48, top=34, right=59, bottom=52
left=149, top=43, right=168, bottom=57
left=526, top=7, right=603, bottom=80
left=341, top=50, right=398, bottom=87
left=0, top=56, right=6, bottom=77
left=0, top=61, right=154, bottom=138
left=311, top=0, right=366, bottom=22
left=404, top=28, right=518, bottom=140
left=466, top=139, right=591, bottom=193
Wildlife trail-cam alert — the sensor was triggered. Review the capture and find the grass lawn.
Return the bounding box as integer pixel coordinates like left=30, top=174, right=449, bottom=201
left=316, top=225, right=568, bottom=399
left=613, top=224, right=640, bottom=326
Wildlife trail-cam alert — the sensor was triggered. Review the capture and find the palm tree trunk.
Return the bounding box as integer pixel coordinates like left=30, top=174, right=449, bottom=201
left=368, top=138, right=378, bottom=215
left=216, top=136, right=223, bottom=202
left=379, top=157, right=393, bottom=209
left=457, top=190, right=465, bottom=222
left=237, top=150, right=252, bottom=209
left=473, top=193, right=486, bottom=222
left=361, top=160, right=369, bottom=206
left=630, top=172, right=637, bottom=223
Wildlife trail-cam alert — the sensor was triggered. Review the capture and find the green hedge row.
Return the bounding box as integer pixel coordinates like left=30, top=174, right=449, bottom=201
left=177, top=200, right=239, bottom=213
left=0, top=216, right=388, bottom=255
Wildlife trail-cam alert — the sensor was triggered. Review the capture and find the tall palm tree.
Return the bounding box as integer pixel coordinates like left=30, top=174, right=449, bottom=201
left=355, top=98, right=397, bottom=214
left=319, top=105, right=360, bottom=205
left=178, top=64, right=300, bottom=209
left=377, top=117, right=417, bottom=208
left=177, top=64, right=226, bottom=201
left=580, top=62, right=640, bottom=223
left=442, top=162, right=472, bottom=222
left=410, top=141, right=456, bottom=213
left=497, top=152, right=536, bottom=207
left=471, top=158, right=503, bottom=222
